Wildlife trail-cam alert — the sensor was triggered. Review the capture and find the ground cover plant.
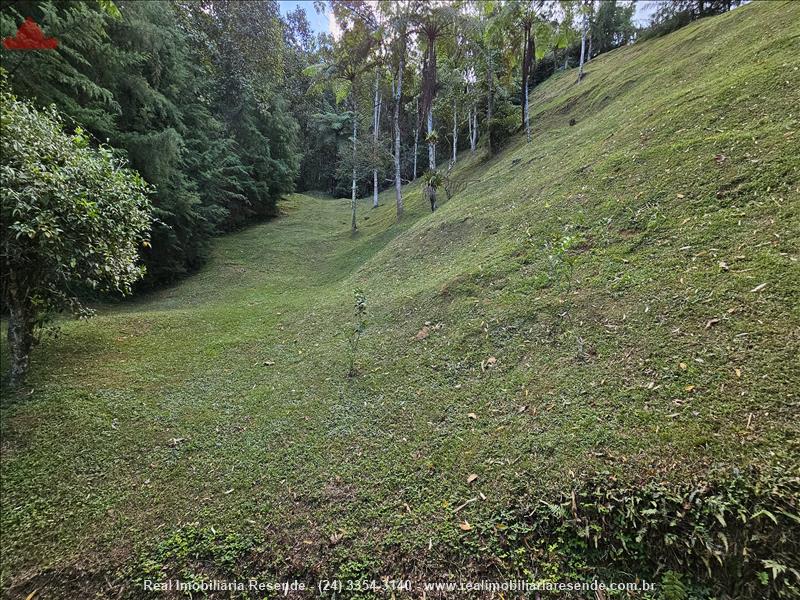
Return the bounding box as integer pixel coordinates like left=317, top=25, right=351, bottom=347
left=1, top=1, right=799, bottom=598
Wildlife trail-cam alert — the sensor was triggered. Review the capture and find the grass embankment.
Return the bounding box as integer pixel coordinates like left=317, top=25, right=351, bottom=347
left=2, top=2, right=799, bottom=597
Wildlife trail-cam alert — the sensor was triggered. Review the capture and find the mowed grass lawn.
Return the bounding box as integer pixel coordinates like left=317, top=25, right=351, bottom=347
left=2, top=1, right=799, bottom=596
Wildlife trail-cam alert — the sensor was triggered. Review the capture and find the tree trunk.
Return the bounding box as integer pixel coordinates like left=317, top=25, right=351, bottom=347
left=413, top=96, right=419, bottom=180
left=522, top=23, right=530, bottom=140
left=467, top=106, right=472, bottom=153
left=427, top=106, right=435, bottom=171
left=394, top=50, right=404, bottom=220
left=487, top=50, right=498, bottom=155
left=527, top=30, right=536, bottom=142
left=525, top=84, right=530, bottom=142
left=578, top=16, right=587, bottom=82
left=372, top=169, right=378, bottom=208
left=470, top=108, right=477, bottom=152
left=372, top=70, right=381, bottom=209
left=425, top=184, right=436, bottom=212
left=587, top=33, right=593, bottom=62
left=422, top=31, right=438, bottom=172
left=351, top=94, right=357, bottom=233
left=6, top=287, right=35, bottom=386
left=468, top=106, right=477, bottom=153
left=487, top=52, right=494, bottom=124
left=451, top=98, right=457, bottom=166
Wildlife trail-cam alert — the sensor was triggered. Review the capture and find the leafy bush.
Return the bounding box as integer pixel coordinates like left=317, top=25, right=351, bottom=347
left=489, top=466, right=800, bottom=598
left=486, top=90, right=517, bottom=154
left=422, top=169, right=443, bottom=190
left=1, top=73, right=151, bottom=384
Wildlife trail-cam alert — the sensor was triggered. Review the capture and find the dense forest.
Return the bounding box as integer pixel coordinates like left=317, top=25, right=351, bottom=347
left=2, top=0, right=303, bottom=284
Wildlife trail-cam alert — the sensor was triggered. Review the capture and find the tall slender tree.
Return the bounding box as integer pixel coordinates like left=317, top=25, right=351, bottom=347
left=521, top=4, right=540, bottom=142
left=380, top=2, right=410, bottom=219
left=416, top=4, right=454, bottom=171
left=371, top=67, right=383, bottom=208
left=413, top=95, right=420, bottom=178
left=327, top=1, right=377, bottom=232
left=577, top=3, right=589, bottom=82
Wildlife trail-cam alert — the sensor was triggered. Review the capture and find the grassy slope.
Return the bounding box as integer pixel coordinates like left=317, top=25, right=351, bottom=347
left=2, top=2, right=799, bottom=595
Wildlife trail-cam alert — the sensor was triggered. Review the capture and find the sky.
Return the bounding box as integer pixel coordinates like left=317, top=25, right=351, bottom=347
left=278, top=1, right=661, bottom=36
left=277, top=1, right=337, bottom=36
left=633, top=1, right=661, bottom=27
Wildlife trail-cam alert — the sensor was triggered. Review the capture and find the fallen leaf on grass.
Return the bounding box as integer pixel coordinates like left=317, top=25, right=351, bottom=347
left=750, top=283, right=767, bottom=293
left=467, top=412, right=477, bottom=420
left=735, top=368, right=742, bottom=378
left=705, top=318, right=720, bottom=329
left=467, top=474, right=478, bottom=485
left=459, top=521, right=473, bottom=531
left=679, top=363, right=688, bottom=370
left=415, top=326, right=430, bottom=341
left=685, top=385, right=695, bottom=392
left=481, top=356, right=497, bottom=371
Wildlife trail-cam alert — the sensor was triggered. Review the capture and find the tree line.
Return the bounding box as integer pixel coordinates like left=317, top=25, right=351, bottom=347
left=302, top=0, right=638, bottom=230
left=0, top=0, right=739, bottom=384
left=1, top=0, right=736, bottom=276
left=300, top=0, right=741, bottom=230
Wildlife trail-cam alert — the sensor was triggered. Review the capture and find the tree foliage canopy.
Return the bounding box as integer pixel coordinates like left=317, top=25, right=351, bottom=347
left=1, top=74, right=151, bottom=383
left=1, top=0, right=300, bottom=283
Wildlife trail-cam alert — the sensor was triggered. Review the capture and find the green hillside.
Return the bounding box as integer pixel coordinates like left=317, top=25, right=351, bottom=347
left=2, top=2, right=799, bottom=597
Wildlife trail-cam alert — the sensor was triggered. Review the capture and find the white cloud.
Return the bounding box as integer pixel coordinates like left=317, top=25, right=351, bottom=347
left=325, top=3, right=341, bottom=40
